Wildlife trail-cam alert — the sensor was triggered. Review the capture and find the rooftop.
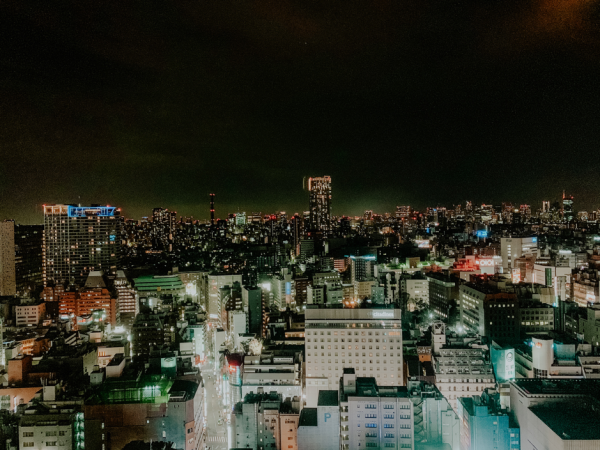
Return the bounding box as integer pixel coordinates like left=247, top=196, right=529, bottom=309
left=317, top=390, right=338, bottom=407
left=530, top=399, right=600, bottom=440
left=133, top=275, right=185, bottom=292
left=298, top=408, right=317, bottom=427
left=511, top=379, right=600, bottom=401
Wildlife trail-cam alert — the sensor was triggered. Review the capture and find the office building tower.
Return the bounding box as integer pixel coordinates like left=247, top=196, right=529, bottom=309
left=305, top=176, right=332, bottom=233
left=210, top=193, right=215, bottom=225
left=542, top=201, right=550, bottom=213
left=14, top=224, right=43, bottom=296
left=426, top=272, right=459, bottom=320
left=350, top=255, right=376, bottom=284
left=43, top=204, right=121, bottom=287
left=562, top=191, right=574, bottom=221
left=459, top=281, right=518, bottom=339
left=291, top=214, right=302, bottom=255
left=0, top=220, right=16, bottom=296
left=114, top=270, right=137, bottom=327
left=235, top=211, right=247, bottom=226
left=304, top=306, right=403, bottom=407
left=151, top=207, right=176, bottom=251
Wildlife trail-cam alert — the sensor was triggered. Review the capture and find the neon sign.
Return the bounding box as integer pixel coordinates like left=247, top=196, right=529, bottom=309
left=476, top=230, right=488, bottom=238
left=68, top=206, right=116, bottom=217
left=476, top=259, right=494, bottom=266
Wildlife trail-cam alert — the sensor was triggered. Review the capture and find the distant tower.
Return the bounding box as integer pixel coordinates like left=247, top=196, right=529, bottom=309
left=305, top=176, right=332, bottom=233
left=210, top=193, right=215, bottom=225
left=562, top=191, right=574, bottom=222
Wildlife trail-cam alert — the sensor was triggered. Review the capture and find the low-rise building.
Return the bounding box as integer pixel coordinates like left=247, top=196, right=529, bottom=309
left=15, top=302, right=46, bottom=327
left=432, top=345, right=496, bottom=412
left=241, top=352, right=302, bottom=400
left=85, top=375, right=204, bottom=450
left=457, top=389, right=519, bottom=450
left=232, top=392, right=300, bottom=450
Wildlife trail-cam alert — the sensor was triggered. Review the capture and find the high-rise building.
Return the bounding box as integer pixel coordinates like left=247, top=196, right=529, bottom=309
left=0, top=220, right=16, bottom=296
left=114, top=270, right=137, bottom=327
left=562, top=191, right=574, bottom=221
left=14, top=224, right=43, bottom=296
left=305, top=176, right=332, bottom=233
left=542, top=201, right=550, bottom=213
left=304, top=306, right=403, bottom=407
left=43, top=204, right=121, bottom=286
left=151, top=207, right=176, bottom=251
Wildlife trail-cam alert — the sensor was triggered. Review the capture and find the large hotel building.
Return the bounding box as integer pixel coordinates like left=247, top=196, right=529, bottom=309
left=304, top=306, right=403, bottom=407
left=43, top=204, right=121, bottom=286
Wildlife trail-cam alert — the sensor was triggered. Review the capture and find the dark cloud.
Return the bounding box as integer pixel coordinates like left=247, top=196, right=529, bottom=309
left=1, top=0, right=600, bottom=222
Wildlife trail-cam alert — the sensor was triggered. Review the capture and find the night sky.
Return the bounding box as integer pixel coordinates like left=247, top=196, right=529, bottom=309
left=2, top=0, right=600, bottom=223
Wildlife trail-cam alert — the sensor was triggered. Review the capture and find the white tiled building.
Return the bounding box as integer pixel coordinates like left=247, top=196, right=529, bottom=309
left=304, top=307, right=402, bottom=407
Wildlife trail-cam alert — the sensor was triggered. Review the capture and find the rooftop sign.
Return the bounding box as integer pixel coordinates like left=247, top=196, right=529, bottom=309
left=68, top=206, right=116, bottom=217
left=371, top=311, right=395, bottom=319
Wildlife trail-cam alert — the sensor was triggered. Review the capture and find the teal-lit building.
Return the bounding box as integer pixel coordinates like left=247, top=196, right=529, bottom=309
left=457, top=389, right=519, bottom=450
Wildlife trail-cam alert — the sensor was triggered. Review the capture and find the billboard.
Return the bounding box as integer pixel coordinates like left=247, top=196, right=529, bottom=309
left=491, top=344, right=515, bottom=381
left=415, top=239, right=430, bottom=248
left=476, top=230, right=488, bottom=238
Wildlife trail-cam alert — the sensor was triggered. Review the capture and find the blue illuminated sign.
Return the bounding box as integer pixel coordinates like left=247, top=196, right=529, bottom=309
left=285, top=281, right=291, bottom=296
left=476, top=230, right=488, bottom=238
left=109, top=235, right=116, bottom=242
left=347, top=255, right=376, bottom=261
left=68, top=206, right=116, bottom=217
left=532, top=237, right=537, bottom=243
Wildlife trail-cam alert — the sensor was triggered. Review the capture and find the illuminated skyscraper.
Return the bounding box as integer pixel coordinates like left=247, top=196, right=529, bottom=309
left=43, top=204, right=121, bottom=286
left=542, top=201, right=550, bottom=213
left=306, top=176, right=332, bottom=233
left=562, top=191, right=574, bottom=221
left=151, top=207, right=176, bottom=251
left=0, top=220, right=16, bottom=296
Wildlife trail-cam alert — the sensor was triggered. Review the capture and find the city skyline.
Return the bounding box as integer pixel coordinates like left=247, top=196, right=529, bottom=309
left=0, top=186, right=590, bottom=224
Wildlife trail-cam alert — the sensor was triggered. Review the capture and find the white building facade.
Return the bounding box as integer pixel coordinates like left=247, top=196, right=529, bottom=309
left=304, top=307, right=403, bottom=407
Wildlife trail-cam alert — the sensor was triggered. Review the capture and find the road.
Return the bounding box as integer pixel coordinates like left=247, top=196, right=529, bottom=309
left=201, top=365, right=232, bottom=450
